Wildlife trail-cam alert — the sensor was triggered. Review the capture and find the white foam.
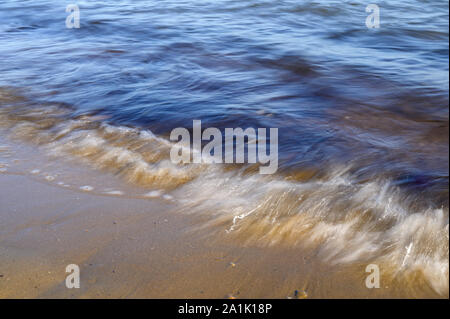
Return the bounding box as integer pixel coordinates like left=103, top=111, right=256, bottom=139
left=144, top=190, right=162, bottom=198
left=104, top=190, right=124, bottom=196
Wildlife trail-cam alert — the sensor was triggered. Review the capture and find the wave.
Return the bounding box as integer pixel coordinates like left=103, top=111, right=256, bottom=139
left=0, top=88, right=448, bottom=296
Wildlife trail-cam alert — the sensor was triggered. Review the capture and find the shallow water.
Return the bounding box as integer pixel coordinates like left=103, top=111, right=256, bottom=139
left=0, top=0, right=448, bottom=297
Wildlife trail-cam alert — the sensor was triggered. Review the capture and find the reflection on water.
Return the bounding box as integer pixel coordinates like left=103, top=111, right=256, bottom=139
left=0, top=0, right=448, bottom=297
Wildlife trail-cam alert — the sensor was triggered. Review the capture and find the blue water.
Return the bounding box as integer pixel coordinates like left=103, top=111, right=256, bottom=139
left=0, top=0, right=448, bottom=204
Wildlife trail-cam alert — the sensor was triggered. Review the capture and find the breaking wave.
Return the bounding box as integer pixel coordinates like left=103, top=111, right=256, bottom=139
left=0, top=88, right=448, bottom=296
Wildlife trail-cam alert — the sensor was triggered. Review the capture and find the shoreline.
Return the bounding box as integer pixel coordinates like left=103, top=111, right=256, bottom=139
left=0, top=139, right=447, bottom=298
